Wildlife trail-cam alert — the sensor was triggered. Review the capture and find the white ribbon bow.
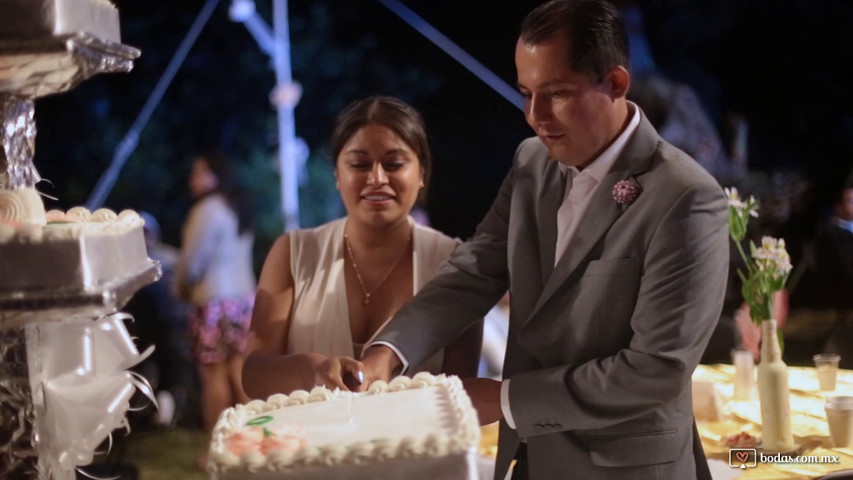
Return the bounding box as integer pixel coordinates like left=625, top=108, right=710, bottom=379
left=29, top=313, right=155, bottom=478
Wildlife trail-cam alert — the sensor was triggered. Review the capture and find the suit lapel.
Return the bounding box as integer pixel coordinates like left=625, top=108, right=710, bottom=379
left=525, top=113, right=660, bottom=325
left=530, top=170, right=628, bottom=320
left=536, top=160, right=564, bottom=284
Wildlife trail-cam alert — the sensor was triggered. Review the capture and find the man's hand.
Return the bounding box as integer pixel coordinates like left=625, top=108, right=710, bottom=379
left=462, top=377, right=503, bottom=425
left=356, top=345, right=402, bottom=392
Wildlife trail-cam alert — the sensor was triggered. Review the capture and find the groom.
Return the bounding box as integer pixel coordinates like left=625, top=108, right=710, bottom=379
left=359, top=1, right=729, bottom=479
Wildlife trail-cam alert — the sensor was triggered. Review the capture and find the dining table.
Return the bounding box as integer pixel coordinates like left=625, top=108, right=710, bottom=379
left=476, top=365, right=853, bottom=480
left=693, top=364, right=853, bottom=479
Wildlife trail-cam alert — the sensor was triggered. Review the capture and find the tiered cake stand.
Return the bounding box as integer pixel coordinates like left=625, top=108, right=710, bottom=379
left=0, top=28, right=159, bottom=480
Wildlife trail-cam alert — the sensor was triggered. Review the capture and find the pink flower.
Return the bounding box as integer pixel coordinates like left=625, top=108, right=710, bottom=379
left=227, top=427, right=264, bottom=457
left=612, top=180, right=641, bottom=206
left=261, top=434, right=307, bottom=455
left=227, top=428, right=308, bottom=457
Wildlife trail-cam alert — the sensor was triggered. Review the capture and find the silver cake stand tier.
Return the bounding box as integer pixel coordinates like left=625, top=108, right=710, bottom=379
left=0, top=33, right=140, bottom=189
left=0, top=33, right=140, bottom=98
left=0, top=261, right=162, bottom=326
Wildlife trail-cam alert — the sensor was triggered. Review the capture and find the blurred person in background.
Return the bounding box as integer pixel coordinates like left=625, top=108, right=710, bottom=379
left=125, top=212, right=192, bottom=427
left=813, top=183, right=853, bottom=368
left=175, top=150, right=256, bottom=464
left=814, top=184, right=853, bottom=310
left=619, top=2, right=737, bottom=181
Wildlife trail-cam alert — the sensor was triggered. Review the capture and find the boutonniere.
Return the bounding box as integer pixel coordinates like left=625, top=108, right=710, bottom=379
left=612, top=179, right=641, bottom=206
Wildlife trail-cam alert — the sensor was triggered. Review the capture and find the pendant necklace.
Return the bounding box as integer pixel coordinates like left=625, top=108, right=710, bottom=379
left=344, top=228, right=412, bottom=305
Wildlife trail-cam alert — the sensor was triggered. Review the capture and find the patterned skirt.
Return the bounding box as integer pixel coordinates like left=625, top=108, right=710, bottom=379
left=189, top=294, right=254, bottom=364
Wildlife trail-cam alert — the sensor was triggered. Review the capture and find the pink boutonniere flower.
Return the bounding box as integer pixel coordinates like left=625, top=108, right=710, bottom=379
left=612, top=180, right=641, bottom=206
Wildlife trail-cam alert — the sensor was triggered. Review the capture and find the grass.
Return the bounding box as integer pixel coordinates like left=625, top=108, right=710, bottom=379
left=125, top=427, right=209, bottom=480
left=81, top=426, right=209, bottom=480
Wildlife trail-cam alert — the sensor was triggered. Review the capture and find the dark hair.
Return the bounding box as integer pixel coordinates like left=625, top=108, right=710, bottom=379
left=519, top=0, right=629, bottom=82
left=330, top=96, right=432, bottom=201
left=197, top=149, right=254, bottom=235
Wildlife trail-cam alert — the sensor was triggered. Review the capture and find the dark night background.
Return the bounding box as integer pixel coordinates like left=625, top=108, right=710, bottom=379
left=29, top=0, right=853, bottom=273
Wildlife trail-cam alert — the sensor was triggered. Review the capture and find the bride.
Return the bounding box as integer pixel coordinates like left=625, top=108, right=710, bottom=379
left=242, top=96, right=482, bottom=398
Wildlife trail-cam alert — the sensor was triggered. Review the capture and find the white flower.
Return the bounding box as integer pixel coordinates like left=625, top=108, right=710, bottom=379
left=761, top=236, right=782, bottom=250
left=752, top=236, right=792, bottom=278
left=724, top=187, right=741, bottom=206
left=725, top=187, right=759, bottom=217
left=726, top=186, right=793, bottom=324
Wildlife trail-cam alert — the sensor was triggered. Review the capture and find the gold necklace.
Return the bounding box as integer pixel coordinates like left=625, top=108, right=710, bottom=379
left=344, top=228, right=412, bottom=305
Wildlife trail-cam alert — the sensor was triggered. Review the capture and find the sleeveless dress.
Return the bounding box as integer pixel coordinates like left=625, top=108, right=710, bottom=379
left=287, top=217, right=459, bottom=373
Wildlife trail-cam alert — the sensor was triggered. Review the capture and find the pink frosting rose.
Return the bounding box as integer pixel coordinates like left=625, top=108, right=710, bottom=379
left=226, top=427, right=264, bottom=457
left=260, top=434, right=307, bottom=455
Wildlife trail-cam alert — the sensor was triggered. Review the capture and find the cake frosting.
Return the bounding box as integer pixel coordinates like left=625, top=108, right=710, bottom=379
left=0, top=0, right=121, bottom=43
left=208, top=372, right=481, bottom=480
left=0, top=187, right=46, bottom=226
left=0, top=197, right=152, bottom=291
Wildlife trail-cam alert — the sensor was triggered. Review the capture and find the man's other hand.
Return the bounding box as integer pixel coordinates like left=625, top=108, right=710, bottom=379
left=357, top=345, right=402, bottom=392
left=462, top=377, right=503, bottom=425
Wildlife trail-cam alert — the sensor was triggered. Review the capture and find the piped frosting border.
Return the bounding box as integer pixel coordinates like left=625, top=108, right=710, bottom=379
left=0, top=207, right=144, bottom=243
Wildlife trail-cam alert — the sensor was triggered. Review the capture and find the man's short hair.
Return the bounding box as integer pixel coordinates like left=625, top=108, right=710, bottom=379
left=519, top=0, right=629, bottom=82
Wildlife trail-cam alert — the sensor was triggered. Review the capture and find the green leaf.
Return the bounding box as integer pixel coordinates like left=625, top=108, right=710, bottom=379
left=246, top=415, right=273, bottom=427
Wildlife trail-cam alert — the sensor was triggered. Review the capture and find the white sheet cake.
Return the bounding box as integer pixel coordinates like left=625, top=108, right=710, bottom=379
left=208, top=373, right=481, bottom=480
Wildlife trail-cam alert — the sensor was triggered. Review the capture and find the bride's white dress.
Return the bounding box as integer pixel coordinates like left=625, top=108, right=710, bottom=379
left=286, top=217, right=459, bottom=373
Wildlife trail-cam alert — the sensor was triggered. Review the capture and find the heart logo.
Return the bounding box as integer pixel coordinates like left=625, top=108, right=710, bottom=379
left=736, top=451, right=749, bottom=463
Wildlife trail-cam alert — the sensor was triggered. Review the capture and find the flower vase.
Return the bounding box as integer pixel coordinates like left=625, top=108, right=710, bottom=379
left=756, top=319, right=795, bottom=452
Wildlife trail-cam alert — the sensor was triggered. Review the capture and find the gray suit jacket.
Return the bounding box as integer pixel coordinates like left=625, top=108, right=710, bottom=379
left=376, top=113, right=729, bottom=480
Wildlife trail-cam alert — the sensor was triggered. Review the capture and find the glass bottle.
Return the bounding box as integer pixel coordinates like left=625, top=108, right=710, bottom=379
left=757, top=319, right=795, bottom=451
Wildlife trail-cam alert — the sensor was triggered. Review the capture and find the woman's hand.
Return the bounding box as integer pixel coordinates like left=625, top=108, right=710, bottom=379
left=315, top=356, right=366, bottom=391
